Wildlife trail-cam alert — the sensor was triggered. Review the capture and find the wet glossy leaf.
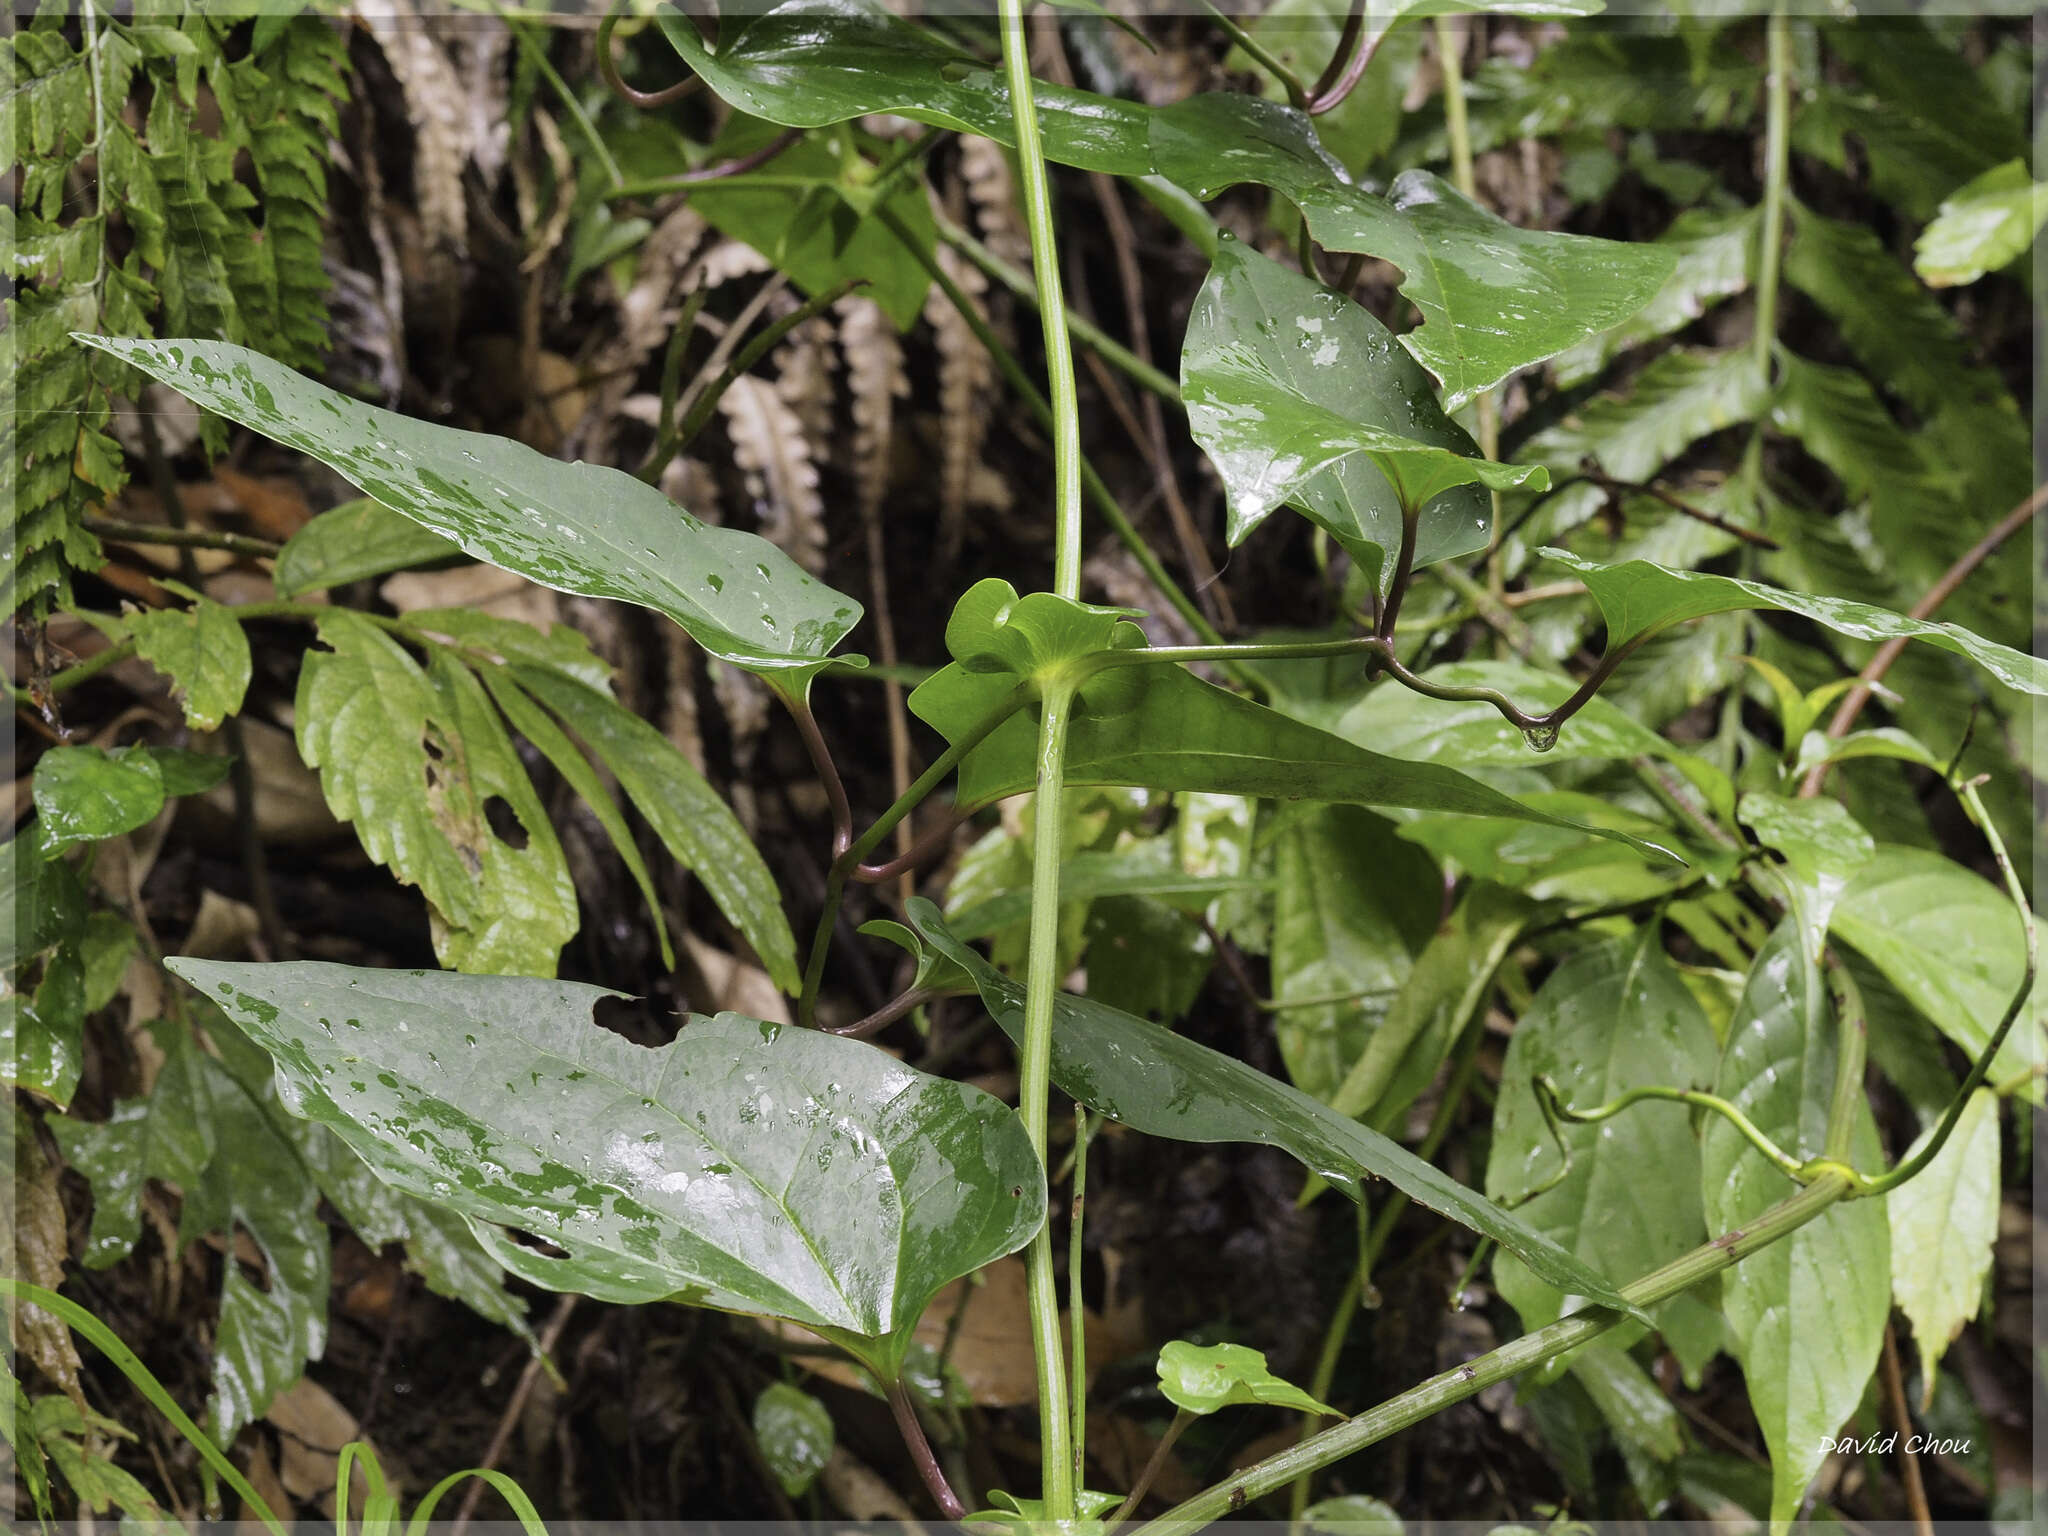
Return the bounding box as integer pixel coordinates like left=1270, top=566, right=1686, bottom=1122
left=78, top=337, right=864, bottom=686
left=1888, top=1088, right=1998, bottom=1396
left=1700, top=920, right=1888, bottom=1533
left=689, top=120, right=935, bottom=330
left=909, top=643, right=1680, bottom=862
left=171, top=958, right=1046, bottom=1375
left=1545, top=548, right=2048, bottom=697
left=1737, top=794, right=1874, bottom=964
left=273, top=496, right=463, bottom=598
left=656, top=0, right=1155, bottom=176
left=511, top=665, right=799, bottom=994
left=907, top=900, right=1648, bottom=1322
left=1269, top=806, right=1436, bottom=1101
left=1155, top=1339, right=1334, bottom=1416
left=753, top=1382, right=834, bottom=1497
left=1182, top=239, right=1536, bottom=582
left=1486, top=933, right=1719, bottom=1355
left=294, top=612, right=578, bottom=977
left=1829, top=847, right=2042, bottom=1095
left=116, top=588, right=251, bottom=731
left=661, top=2, right=1668, bottom=406
left=32, top=747, right=166, bottom=850
left=1, top=951, right=84, bottom=1106
left=52, top=1022, right=329, bottom=1442
left=1150, top=96, right=1674, bottom=407
left=1552, top=207, right=1758, bottom=386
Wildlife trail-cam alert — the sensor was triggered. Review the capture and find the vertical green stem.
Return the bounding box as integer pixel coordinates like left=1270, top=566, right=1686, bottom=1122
left=1003, top=0, right=1083, bottom=602
left=1753, top=6, right=1792, bottom=369
left=1002, top=0, right=1085, bottom=1512
left=1021, top=681, right=1080, bottom=1517
left=1069, top=1105, right=1091, bottom=1488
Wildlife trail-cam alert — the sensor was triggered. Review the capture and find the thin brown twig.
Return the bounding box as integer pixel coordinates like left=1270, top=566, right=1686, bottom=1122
left=1880, top=1323, right=1935, bottom=1536
left=1575, top=461, right=1782, bottom=551
left=1801, top=480, right=2047, bottom=796
left=452, top=1294, right=578, bottom=1533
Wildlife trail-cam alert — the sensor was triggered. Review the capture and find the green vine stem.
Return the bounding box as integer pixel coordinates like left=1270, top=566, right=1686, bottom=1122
left=1534, top=1075, right=1808, bottom=1186
left=1019, top=677, right=1081, bottom=1517
left=1001, top=1, right=1087, bottom=1498
left=1069, top=1105, right=1092, bottom=1490
left=1753, top=5, right=1792, bottom=369
left=1140, top=1170, right=1856, bottom=1529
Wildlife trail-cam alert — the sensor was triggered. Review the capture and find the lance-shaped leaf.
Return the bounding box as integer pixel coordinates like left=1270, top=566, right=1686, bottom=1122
left=1701, top=921, right=1889, bottom=1533
left=905, top=900, right=1648, bottom=1323
left=1544, top=549, right=2048, bottom=697
left=907, top=635, right=1678, bottom=863
left=1182, top=238, right=1541, bottom=585
left=1155, top=1340, right=1334, bottom=1417
left=273, top=497, right=461, bottom=598
left=170, top=958, right=1046, bottom=1380
left=77, top=337, right=864, bottom=688
left=511, top=665, right=800, bottom=994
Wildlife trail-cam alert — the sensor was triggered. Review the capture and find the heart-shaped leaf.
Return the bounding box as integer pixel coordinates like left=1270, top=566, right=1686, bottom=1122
left=170, top=958, right=1046, bottom=1379
left=1545, top=549, right=2048, bottom=697
left=1183, top=239, right=1541, bottom=584
left=1155, top=1340, right=1334, bottom=1417
left=76, top=337, right=865, bottom=691
left=1149, top=95, right=1675, bottom=406
left=904, top=901, right=1649, bottom=1323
